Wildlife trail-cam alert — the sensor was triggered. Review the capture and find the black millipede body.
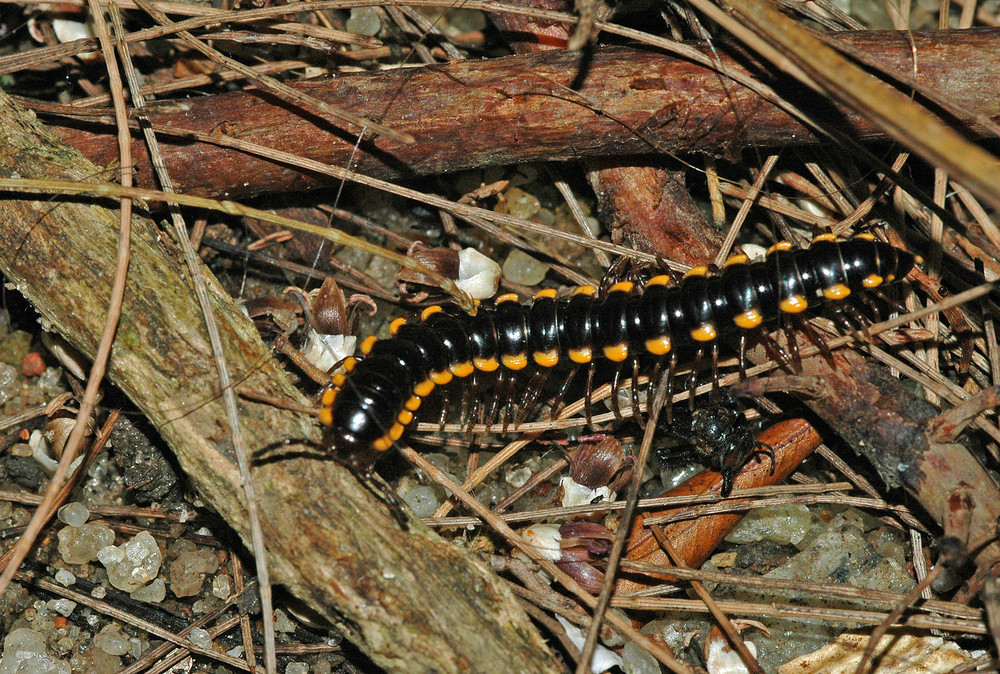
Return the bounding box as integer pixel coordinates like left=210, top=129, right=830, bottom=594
left=319, top=234, right=917, bottom=488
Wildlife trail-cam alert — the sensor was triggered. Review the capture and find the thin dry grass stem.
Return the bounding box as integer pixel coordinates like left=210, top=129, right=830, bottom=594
left=15, top=569, right=253, bottom=670
left=0, top=0, right=135, bottom=601
left=112, top=5, right=277, bottom=670
left=804, top=162, right=856, bottom=216
left=424, top=482, right=862, bottom=527
left=832, top=152, right=911, bottom=234
left=617, top=562, right=982, bottom=618
left=910, top=530, right=934, bottom=601
left=397, top=445, right=695, bottom=674
left=716, top=181, right=835, bottom=228
left=117, top=582, right=256, bottom=673
left=867, top=344, right=1000, bottom=444
left=711, top=0, right=1000, bottom=210
left=67, top=60, right=312, bottom=107
left=853, top=564, right=949, bottom=674
left=575, top=353, right=674, bottom=673
left=640, top=492, right=921, bottom=526
left=952, top=181, right=1000, bottom=250
left=704, top=156, right=726, bottom=227
left=813, top=446, right=928, bottom=531
left=0, top=176, right=478, bottom=310
left=549, top=167, right=611, bottom=269
left=650, top=529, right=764, bottom=674
left=130, top=0, right=412, bottom=147
left=269, top=21, right=382, bottom=48
left=231, top=554, right=259, bottom=674
left=616, top=597, right=985, bottom=634
left=715, top=154, right=779, bottom=266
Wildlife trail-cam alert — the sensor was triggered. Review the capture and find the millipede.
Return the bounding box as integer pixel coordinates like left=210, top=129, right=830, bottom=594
left=318, top=233, right=918, bottom=494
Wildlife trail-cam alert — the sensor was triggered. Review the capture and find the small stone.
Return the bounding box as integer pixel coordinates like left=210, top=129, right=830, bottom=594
left=0, top=500, right=11, bottom=520
left=211, top=575, right=232, bottom=600
left=57, top=502, right=90, bottom=527
left=0, top=628, right=71, bottom=674
left=622, top=641, right=660, bottom=674
left=169, top=549, right=220, bottom=597
left=725, top=503, right=814, bottom=547
left=502, top=249, right=548, bottom=286
left=498, top=187, right=541, bottom=220
left=285, top=663, right=309, bottom=674
left=46, top=598, right=76, bottom=617
left=345, top=7, right=381, bottom=35
left=54, top=569, right=76, bottom=587
left=131, top=578, right=166, bottom=603
left=57, top=522, right=115, bottom=564
left=90, top=586, right=106, bottom=599
left=401, top=485, right=439, bottom=518
left=100, top=531, right=163, bottom=592
left=188, top=628, right=212, bottom=649
left=274, top=609, right=296, bottom=633
left=93, top=624, right=130, bottom=656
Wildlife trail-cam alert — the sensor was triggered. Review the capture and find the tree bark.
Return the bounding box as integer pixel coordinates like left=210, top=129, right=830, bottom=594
left=0, top=89, right=559, bottom=674
left=45, top=29, right=1000, bottom=201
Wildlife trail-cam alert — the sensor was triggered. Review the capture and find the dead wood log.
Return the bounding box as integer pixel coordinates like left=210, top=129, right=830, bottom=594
left=46, top=29, right=1000, bottom=202
left=0, top=89, right=559, bottom=674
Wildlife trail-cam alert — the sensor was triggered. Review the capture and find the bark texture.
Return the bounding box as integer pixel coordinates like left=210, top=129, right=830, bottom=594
left=46, top=29, right=1000, bottom=201
left=0, top=90, right=559, bottom=674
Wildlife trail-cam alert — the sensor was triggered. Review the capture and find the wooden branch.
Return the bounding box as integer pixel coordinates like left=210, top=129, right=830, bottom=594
left=45, top=29, right=1000, bottom=201
left=0, top=89, right=559, bottom=674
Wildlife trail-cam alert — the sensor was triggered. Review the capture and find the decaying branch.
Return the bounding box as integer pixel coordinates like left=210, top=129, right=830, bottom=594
left=0, top=89, right=559, bottom=674
left=42, top=29, right=1000, bottom=201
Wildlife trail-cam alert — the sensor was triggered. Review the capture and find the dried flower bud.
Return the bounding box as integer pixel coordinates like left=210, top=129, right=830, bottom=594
left=568, top=437, right=624, bottom=489
left=311, top=277, right=349, bottom=336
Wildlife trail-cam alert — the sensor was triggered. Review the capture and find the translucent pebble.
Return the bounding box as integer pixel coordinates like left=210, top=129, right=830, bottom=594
left=0, top=500, right=11, bottom=520
left=455, top=248, right=501, bottom=299
left=58, top=522, right=115, bottom=564
left=0, top=363, right=18, bottom=405
left=169, top=549, right=220, bottom=597
left=54, top=569, right=76, bottom=587
left=211, top=574, right=232, bottom=600
left=622, top=641, right=661, bottom=674
left=286, top=663, right=309, bottom=674
left=57, top=502, right=90, bottom=527
left=274, top=609, right=296, bottom=633
left=345, top=7, right=381, bottom=36
left=90, top=586, right=107, bottom=599
left=93, top=624, right=130, bottom=656
left=725, top=504, right=814, bottom=546
left=502, top=249, right=549, bottom=286
left=101, top=531, right=163, bottom=592
left=0, top=628, right=71, bottom=674
left=46, top=599, right=76, bottom=617
left=500, top=187, right=541, bottom=220
left=131, top=578, right=166, bottom=603
left=505, top=466, right=532, bottom=489
left=188, top=628, right=212, bottom=649
left=447, top=8, right=486, bottom=32
left=97, top=545, right=123, bottom=566
left=402, top=485, right=439, bottom=518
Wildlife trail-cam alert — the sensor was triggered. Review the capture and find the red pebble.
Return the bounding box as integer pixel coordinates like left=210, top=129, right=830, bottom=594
left=21, top=352, right=45, bottom=377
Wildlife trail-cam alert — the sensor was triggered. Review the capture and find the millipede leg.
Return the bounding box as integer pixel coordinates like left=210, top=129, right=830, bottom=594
left=688, top=347, right=703, bottom=410
left=631, top=357, right=644, bottom=429
left=737, top=332, right=748, bottom=379
left=798, top=318, right=835, bottom=367
left=516, top=369, right=550, bottom=428
left=485, top=370, right=505, bottom=431
left=610, top=365, right=624, bottom=422
left=438, top=386, right=450, bottom=430
left=550, top=366, right=580, bottom=420
left=584, top=362, right=596, bottom=428
left=664, top=353, right=677, bottom=424
left=501, top=371, right=518, bottom=434
left=710, top=341, right=720, bottom=402
left=783, top=316, right=803, bottom=372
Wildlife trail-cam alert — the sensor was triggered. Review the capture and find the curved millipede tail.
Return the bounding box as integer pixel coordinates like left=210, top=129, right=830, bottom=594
left=320, top=235, right=917, bottom=489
